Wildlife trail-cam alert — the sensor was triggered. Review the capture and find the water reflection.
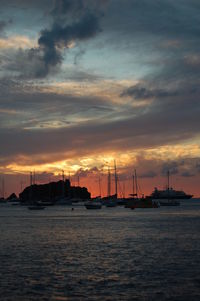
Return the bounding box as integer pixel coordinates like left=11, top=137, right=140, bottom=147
left=0, top=201, right=200, bottom=300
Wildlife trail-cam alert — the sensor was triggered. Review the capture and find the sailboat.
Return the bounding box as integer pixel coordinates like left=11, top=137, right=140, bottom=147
left=28, top=172, right=45, bottom=210
left=105, top=163, right=118, bottom=207
left=126, top=170, right=159, bottom=209
left=125, top=169, right=139, bottom=209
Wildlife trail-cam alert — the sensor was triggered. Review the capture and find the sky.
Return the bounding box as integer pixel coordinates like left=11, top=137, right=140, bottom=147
left=0, top=0, right=200, bottom=197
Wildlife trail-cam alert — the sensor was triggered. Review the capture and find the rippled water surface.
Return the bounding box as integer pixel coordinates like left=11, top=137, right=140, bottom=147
left=0, top=200, right=200, bottom=300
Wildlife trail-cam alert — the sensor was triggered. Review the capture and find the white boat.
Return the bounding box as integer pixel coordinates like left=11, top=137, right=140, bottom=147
left=150, top=171, right=192, bottom=200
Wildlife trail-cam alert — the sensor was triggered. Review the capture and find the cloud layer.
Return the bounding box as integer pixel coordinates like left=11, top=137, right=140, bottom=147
left=0, top=0, right=200, bottom=196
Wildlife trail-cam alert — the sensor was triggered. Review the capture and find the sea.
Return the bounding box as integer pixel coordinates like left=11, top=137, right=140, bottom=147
left=0, top=199, right=200, bottom=301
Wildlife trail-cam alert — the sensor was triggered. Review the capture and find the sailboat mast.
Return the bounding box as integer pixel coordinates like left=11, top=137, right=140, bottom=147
left=107, top=167, right=111, bottom=197
left=30, top=171, right=33, bottom=186
left=20, top=180, right=23, bottom=193
left=30, top=172, right=33, bottom=202
left=98, top=175, right=102, bottom=197
left=2, top=177, right=5, bottom=199
left=134, top=169, right=138, bottom=197
left=114, top=160, right=118, bottom=198
left=62, top=170, right=65, bottom=197
left=167, top=170, right=170, bottom=190
left=48, top=175, right=51, bottom=199
left=62, top=170, right=65, bottom=182
left=33, top=170, right=36, bottom=185
left=132, top=174, right=135, bottom=196
left=123, top=181, right=125, bottom=198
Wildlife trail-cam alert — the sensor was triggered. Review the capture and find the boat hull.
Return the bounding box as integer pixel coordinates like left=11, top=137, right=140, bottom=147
left=105, top=200, right=117, bottom=207
left=84, top=202, right=102, bottom=209
left=152, top=195, right=192, bottom=199
left=159, top=200, right=180, bottom=206
left=130, top=202, right=159, bottom=209
left=126, top=198, right=160, bottom=209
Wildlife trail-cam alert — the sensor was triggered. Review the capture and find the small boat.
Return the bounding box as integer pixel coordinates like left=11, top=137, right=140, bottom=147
left=132, top=198, right=160, bottom=209
left=28, top=200, right=46, bottom=210
left=0, top=198, right=7, bottom=204
left=11, top=201, right=21, bottom=206
left=126, top=197, right=160, bottom=209
left=84, top=201, right=102, bottom=209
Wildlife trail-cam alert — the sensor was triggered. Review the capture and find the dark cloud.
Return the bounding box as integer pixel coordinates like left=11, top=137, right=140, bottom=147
left=74, top=167, right=99, bottom=178
left=0, top=0, right=200, bottom=173
left=1, top=50, right=101, bottom=80
left=101, top=0, right=200, bottom=89
left=181, top=171, right=195, bottom=177
left=62, top=68, right=101, bottom=81
left=0, top=0, right=52, bottom=9
left=1, top=64, right=200, bottom=164
left=51, top=0, right=84, bottom=17
left=121, top=84, right=178, bottom=100
left=2, top=48, right=52, bottom=79
left=34, top=171, right=58, bottom=183
left=0, top=80, right=116, bottom=129
left=0, top=19, right=12, bottom=36
left=73, top=48, right=85, bottom=65
left=161, top=162, right=180, bottom=176
left=0, top=0, right=103, bottom=78
left=2, top=0, right=200, bottom=82
left=0, top=90, right=199, bottom=163
left=139, top=171, right=157, bottom=178
left=120, top=80, right=200, bottom=127
left=0, top=78, right=22, bottom=95
left=0, top=21, right=6, bottom=33
left=37, top=12, right=100, bottom=77
left=51, top=0, right=109, bottom=18
left=196, top=162, right=200, bottom=173
left=104, top=0, right=200, bottom=41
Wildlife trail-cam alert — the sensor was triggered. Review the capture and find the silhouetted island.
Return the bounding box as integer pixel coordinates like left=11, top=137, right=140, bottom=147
left=19, top=179, right=90, bottom=205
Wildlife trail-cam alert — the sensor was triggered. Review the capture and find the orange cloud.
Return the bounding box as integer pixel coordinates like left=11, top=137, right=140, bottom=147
left=0, top=35, right=37, bottom=49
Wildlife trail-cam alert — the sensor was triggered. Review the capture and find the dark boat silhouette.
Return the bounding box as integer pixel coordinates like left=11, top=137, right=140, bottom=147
left=150, top=171, right=193, bottom=200
left=84, top=200, right=102, bottom=209
left=150, top=187, right=192, bottom=199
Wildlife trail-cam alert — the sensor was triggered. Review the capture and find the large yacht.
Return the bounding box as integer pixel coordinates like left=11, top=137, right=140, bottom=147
left=150, top=171, right=193, bottom=199
left=150, top=187, right=193, bottom=199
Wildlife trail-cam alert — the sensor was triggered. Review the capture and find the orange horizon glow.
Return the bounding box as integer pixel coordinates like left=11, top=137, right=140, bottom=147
left=1, top=165, right=199, bottom=199
left=1, top=143, right=199, bottom=198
